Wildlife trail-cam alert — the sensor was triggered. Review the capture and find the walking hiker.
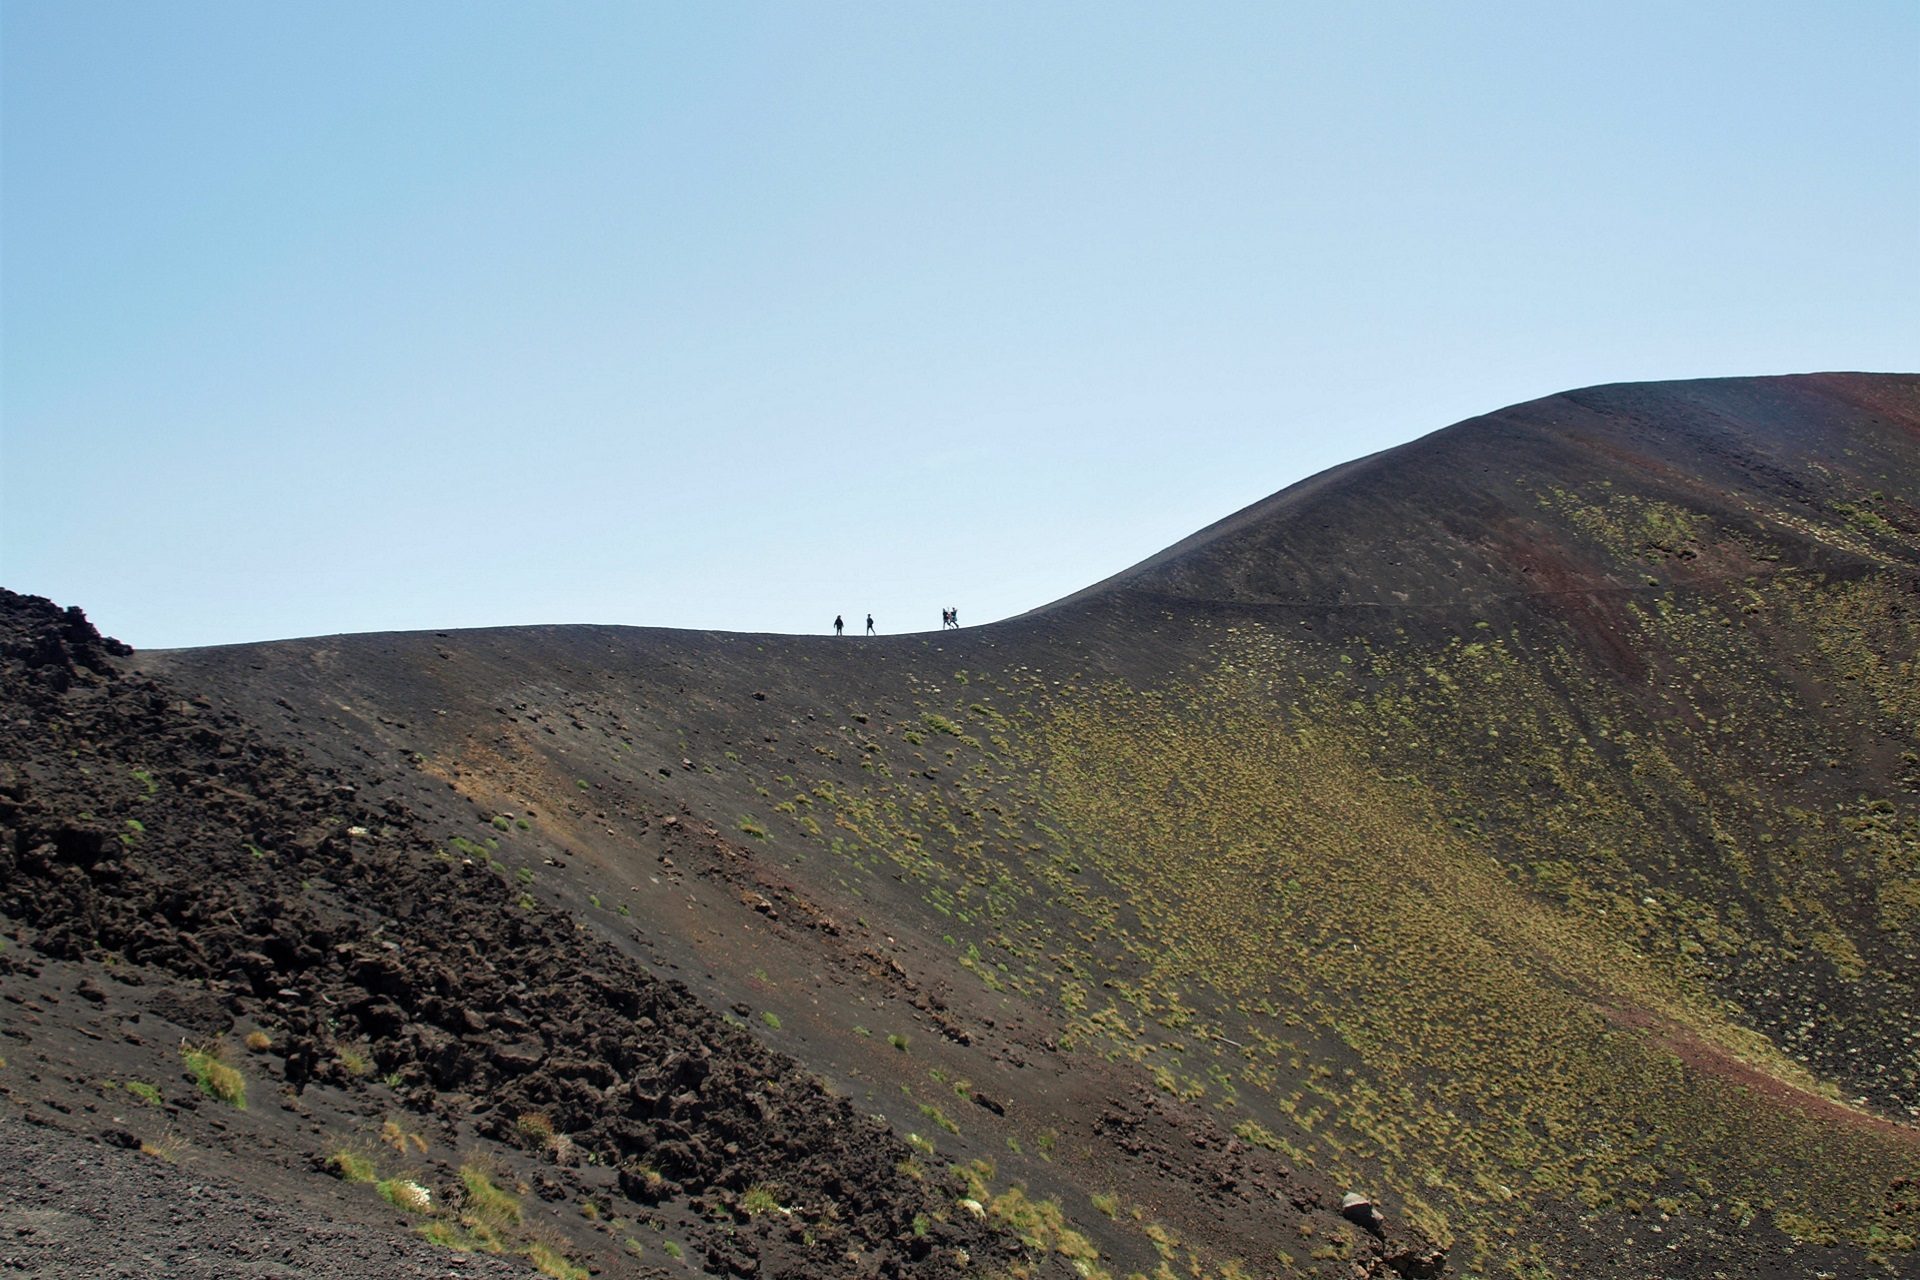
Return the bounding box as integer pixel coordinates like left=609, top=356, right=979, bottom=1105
left=949, top=606, right=959, bottom=629
left=941, top=607, right=951, bottom=629
left=866, top=613, right=875, bottom=636
left=834, top=614, right=844, bottom=636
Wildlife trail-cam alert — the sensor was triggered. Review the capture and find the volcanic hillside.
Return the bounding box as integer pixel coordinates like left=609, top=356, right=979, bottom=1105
left=6, top=372, right=1916, bottom=1279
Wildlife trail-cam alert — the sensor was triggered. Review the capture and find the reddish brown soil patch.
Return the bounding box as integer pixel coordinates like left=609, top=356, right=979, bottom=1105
left=1602, top=1002, right=1920, bottom=1148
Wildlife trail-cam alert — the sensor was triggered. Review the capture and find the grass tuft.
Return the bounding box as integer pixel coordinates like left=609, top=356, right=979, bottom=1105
left=328, top=1149, right=379, bottom=1183
left=378, top=1177, right=435, bottom=1214
left=380, top=1118, right=428, bottom=1155
left=524, top=1241, right=588, bottom=1280
left=514, top=1111, right=555, bottom=1146
left=459, top=1163, right=524, bottom=1233
left=139, top=1129, right=186, bottom=1163
left=740, top=1183, right=784, bottom=1216
left=181, top=1042, right=245, bottom=1109
left=418, top=1221, right=475, bottom=1251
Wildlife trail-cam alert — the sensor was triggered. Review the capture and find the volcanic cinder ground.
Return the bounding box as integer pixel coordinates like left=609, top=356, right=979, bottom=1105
left=4, top=372, right=1918, bottom=1280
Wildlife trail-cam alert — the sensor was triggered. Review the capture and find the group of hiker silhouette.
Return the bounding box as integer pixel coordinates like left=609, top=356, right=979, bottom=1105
left=831, top=608, right=958, bottom=636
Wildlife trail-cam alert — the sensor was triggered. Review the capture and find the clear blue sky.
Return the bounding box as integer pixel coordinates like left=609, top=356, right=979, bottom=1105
left=4, top=3, right=1915, bottom=648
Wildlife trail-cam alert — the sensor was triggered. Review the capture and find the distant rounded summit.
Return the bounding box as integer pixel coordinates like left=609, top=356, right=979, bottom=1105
left=1050, top=371, right=1920, bottom=612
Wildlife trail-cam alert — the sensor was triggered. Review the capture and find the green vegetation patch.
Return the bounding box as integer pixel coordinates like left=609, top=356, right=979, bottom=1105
left=1021, top=602, right=1919, bottom=1269
left=181, top=1043, right=245, bottom=1109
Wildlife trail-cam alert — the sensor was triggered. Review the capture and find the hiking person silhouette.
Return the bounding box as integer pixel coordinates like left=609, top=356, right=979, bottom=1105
left=941, top=608, right=951, bottom=629
left=834, top=615, right=844, bottom=636
left=865, top=613, right=875, bottom=636
left=949, top=606, right=959, bottom=629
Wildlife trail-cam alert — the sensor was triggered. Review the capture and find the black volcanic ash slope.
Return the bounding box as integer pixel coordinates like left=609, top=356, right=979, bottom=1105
left=141, top=372, right=1920, bottom=1280
left=0, top=588, right=1099, bottom=1280
left=1058, top=371, right=1920, bottom=612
